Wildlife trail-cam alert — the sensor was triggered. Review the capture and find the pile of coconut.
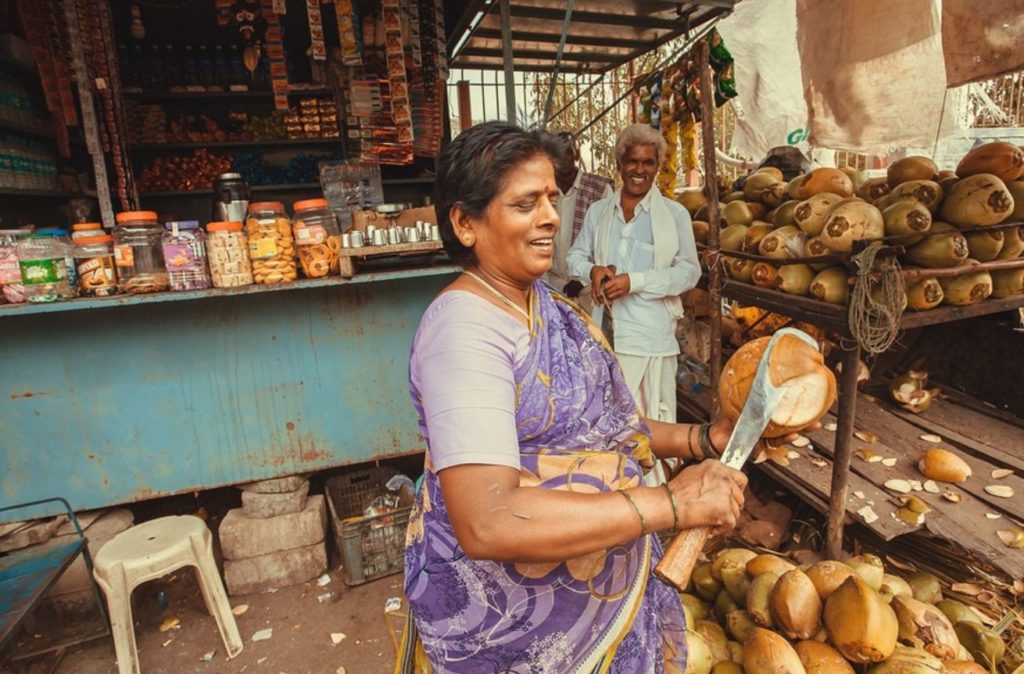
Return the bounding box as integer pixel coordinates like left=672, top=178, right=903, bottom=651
left=679, top=141, right=1024, bottom=309
left=678, top=546, right=1020, bottom=673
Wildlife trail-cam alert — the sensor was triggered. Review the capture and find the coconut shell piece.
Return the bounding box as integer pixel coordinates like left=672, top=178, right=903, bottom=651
left=918, top=448, right=972, bottom=483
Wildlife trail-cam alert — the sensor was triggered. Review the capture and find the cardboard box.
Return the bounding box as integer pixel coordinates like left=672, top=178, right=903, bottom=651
left=351, top=205, right=436, bottom=233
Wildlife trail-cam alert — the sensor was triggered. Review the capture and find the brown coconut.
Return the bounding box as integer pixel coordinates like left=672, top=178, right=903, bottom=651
left=743, top=627, right=807, bottom=674
left=759, top=226, right=809, bottom=260
left=891, top=180, right=945, bottom=213
left=883, top=200, right=932, bottom=245
left=939, top=174, right=1015, bottom=228
left=692, top=220, right=710, bottom=245
left=990, top=268, right=1024, bottom=297
left=858, top=177, right=892, bottom=202
left=678, top=188, right=707, bottom=215
left=906, top=276, right=944, bottom=311
left=744, top=222, right=777, bottom=252
left=956, top=141, right=1024, bottom=182
left=938, top=260, right=993, bottom=306
left=747, top=554, right=798, bottom=578
left=891, top=596, right=960, bottom=660
left=751, top=262, right=815, bottom=295
left=996, top=225, right=1024, bottom=259
left=809, top=266, right=850, bottom=305
left=794, top=193, right=845, bottom=237
left=820, top=200, right=885, bottom=252
left=796, top=168, right=854, bottom=199
left=806, top=561, right=858, bottom=599
left=794, top=640, right=855, bottom=674
left=718, top=333, right=837, bottom=438
left=745, top=172, right=784, bottom=203
left=769, top=570, right=823, bottom=640
left=1007, top=181, right=1024, bottom=220
left=824, top=576, right=899, bottom=663
left=964, top=230, right=1005, bottom=262
left=866, top=646, right=943, bottom=674
left=904, top=223, right=970, bottom=268
left=918, top=448, right=971, bottom=482
left=804, top=236, right=834, bottom=271
left=941, top=661, right=989, bottom=674
left=747, top=572, right=782, bottom=627
left=889, top=156, right=939, bottom=188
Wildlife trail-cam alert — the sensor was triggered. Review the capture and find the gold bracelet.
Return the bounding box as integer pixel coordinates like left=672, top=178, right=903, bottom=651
left=662, top=483, right=679, bottom=531
left=619, top=490, right=647, bottom=537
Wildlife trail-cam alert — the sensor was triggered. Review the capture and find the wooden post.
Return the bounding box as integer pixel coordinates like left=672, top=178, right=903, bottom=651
left=827, top=343, right=862, bottom=559
left=457, top=80, right=473, bottom=132
left=696, top=39, right=723, bottom=414
left=499, top=0, right=516, bottom=125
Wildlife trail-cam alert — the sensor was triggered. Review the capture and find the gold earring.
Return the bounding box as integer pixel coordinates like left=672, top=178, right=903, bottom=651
left=462, top=234, right=475, bottom=246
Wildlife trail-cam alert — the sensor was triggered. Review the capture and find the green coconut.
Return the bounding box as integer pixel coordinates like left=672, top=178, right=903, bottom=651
left=882, top=200, right=932, bottom=245
left=773, top=200, right=801, bottom=227
left=903, top=222, right=970, bottom=268
left=990, top=267, right=1024, bottom=297
left=938, top=260, right=993, bottom=306
left=939, top=174, right=1015, bottom=227
left=795, top=193, right=846, bottom=237
left=905, top=276, right=944, bottom=311
left=964, top=229, right=1005, bottom=262
left=809, top=266, right=850, bottom=305
left=891, top=180, right=945, bottom=213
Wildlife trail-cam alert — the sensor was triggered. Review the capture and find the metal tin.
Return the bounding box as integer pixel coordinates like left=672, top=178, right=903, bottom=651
left=430, top=225, right=440, bottom=241
left=350, top=230, right=365, bottom=248
left=387, top=227, right=402, bottom=245
left=372, top=229, right=387, bottom=246
left=341, top=232, right=352, bottom=248
left=406, top=227, right=421, bottom=243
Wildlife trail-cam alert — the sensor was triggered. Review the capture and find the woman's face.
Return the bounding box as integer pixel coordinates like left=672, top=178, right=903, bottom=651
left=458, top=154, right=560, bottom=287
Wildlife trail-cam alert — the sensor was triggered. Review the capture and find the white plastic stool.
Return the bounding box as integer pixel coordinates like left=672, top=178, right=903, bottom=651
left=93, top=515, right=243, bottom=674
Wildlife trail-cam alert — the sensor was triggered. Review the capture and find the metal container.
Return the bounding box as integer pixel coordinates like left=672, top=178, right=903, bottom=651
left=213, top=172, right=251, bottom=223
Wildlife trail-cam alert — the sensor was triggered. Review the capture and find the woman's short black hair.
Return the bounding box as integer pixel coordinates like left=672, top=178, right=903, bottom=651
left=434, top=121, right=566, bottom=266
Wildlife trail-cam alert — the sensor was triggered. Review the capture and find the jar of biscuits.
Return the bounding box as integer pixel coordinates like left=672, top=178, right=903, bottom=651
left=292, top=198, right=340, bottom=278
left=113, top=211, right=169, bottom=294
left=206, top=221, right=253, bottom=288
left=245, top=202, right=296, bottom=285
left=73, top=234, right=118, bottom=297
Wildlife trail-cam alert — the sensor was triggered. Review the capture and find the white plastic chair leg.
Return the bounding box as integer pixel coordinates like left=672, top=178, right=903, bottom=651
left=188, top=529, right=243, bottom=658
left=98, top=565, right=141, bottom=674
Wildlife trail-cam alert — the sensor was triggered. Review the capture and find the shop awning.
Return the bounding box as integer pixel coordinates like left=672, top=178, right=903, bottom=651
left=446, top=0, right=739, bottom=74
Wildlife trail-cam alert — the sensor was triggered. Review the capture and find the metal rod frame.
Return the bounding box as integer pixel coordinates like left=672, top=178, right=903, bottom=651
left=542, top=0, right=576, bottom=125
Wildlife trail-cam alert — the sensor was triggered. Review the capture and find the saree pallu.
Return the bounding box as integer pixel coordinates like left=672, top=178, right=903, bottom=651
left=400, top=282, right=687, bottom=674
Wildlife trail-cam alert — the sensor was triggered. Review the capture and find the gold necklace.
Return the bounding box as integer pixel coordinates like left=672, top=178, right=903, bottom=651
left=463, top=270, right=531, bottom=321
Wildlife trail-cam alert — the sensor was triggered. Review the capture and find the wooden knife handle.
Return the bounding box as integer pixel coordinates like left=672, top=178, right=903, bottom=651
left=653, top=525, right=711, bottom=590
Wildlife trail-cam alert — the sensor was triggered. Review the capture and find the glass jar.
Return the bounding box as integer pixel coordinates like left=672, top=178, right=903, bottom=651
left=292, top=198, right=340, bottom=278
left=113, top=210, right=169, bottom=294
left=0, top=228, right=28, bottom=303
left=17, top=232, right=73, bottom=302
left=73, top=234, right=118, bottom=297
left=71, top=222, right=103, bottom=241
left=162, top=220, right=211, bottom=291
left=206, top=221, right=253, bottom=288
left=245, top=202, right=296, bottom=284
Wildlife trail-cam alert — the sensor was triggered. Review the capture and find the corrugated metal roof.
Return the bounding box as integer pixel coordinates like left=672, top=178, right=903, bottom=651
left=448, top=0, right=739, bottom=74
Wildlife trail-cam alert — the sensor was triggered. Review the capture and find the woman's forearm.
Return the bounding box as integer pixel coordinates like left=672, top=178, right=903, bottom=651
left=647, top=419, right=703, bottom=461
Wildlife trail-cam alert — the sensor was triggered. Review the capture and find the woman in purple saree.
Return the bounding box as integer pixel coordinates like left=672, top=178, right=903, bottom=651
left=398, top=122, right=748, bottom=673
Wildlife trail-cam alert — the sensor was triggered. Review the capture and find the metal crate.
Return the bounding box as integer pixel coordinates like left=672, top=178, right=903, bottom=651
left=325, top=468, right=411, bottom=586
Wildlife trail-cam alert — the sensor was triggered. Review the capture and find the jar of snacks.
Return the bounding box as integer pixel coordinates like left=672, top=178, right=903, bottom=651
left=0, top=229, right=28, bottom=303
left=71, top=222, right=103, bottom=241
left=292, top=198, right=340, bottom=278
left=113, top=211, right=169, bottom=294
left=17, top=232, right=74, bottom=303
left=206, top=221, right=253, bottom=288
left=245, top=202, right=296, bottom=284
left=73, top=234, right=118, bottom=297
left=162, top=220, right=211, bottom=291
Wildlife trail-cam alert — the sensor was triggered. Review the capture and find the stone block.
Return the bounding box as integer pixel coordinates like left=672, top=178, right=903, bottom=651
left=219, top=495, right=325, bottom=561
left=241, top=480, right=309, bottom=519
left=240, top=475, right=308, bottom=494
left=223, top=541, right=327, bottom=595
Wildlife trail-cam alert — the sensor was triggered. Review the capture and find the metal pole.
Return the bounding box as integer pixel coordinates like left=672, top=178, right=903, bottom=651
left=696, top=39, right=723, bottom=414
left=542, top=0, right=576, bottom=126
left=499, top=0, right=517, bottom=124
left=827, top=344, right=862, bottom=559
left=457, top=80, right=473, bottom=131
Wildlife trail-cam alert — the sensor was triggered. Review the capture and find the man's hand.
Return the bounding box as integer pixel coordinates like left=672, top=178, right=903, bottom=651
left=602, top=274, right=631, bottom=301
left=590, top=265, right=616, bottom=305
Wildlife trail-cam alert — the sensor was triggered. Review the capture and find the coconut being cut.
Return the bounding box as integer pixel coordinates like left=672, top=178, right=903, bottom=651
left=719, top=332, right=837, bottom=439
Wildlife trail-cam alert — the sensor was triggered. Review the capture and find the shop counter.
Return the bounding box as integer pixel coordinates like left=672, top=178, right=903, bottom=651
left=0, top=266, right=459, bottom=515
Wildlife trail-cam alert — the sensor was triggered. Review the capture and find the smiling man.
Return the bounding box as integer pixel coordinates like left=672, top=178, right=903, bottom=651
left=567, top=124, right=702, bottom=483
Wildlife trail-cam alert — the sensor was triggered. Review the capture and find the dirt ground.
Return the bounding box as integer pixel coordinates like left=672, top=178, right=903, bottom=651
left=17, top=567, right=405, bottom=674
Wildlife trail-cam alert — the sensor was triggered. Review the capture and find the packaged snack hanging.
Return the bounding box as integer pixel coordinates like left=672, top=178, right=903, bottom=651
left=113, top=210, right=169, bottom=294
left=162, top=220, right=211, bottom=291
left=73, top=234, right=118, bottom=297
left=292, top=198, right=340, bottom=278
left=206, top=221, right=253, bottom=288
left=17, top=232, right=74, bottom=303
left=0, top=229, right=28, bottom=303
left=245, top=202, right=296, bottom=285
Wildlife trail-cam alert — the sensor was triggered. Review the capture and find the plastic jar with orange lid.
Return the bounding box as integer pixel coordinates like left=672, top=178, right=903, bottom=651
left=73, top=234, right=118, bottom=297
left=71, top=222, right=104, bottom=241
left=245, top=202, right=296, bottom=284
left=206, top=221, right=253, bottom=288
left=113, top=210, right=169, bottom=294
left=292, top=198, right=340, bottom=278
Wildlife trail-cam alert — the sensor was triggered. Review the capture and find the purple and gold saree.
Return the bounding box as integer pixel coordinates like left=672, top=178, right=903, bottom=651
left=400, top=281, right=687, bottom=673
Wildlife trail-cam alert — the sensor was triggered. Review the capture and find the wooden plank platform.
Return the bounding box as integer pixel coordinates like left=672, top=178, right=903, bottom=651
left=337, top=241, right=445, bottom=277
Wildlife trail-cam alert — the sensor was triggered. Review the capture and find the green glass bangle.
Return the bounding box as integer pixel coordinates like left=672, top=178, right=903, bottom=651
left=619, top=489, right=647, bottom=536
left=662, top=483, right=679, bottom=531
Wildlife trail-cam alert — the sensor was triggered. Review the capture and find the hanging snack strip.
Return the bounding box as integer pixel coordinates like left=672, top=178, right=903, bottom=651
left=262, top=2, right=290, bottom=111
left=410, top=0, right=446, bottom=158
left=306, top=0, right=326, bottom=61
left=62, top=0, right=116, bottom=227
left=382, top=0, right=414, bottom=147
left=17, top=0, right=76, bottom=157
left=335, top=0, right=362, bottom=66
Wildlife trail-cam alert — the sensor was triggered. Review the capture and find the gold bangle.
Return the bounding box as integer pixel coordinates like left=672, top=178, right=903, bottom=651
left=619, top=490, right=647, bottom=537
left=662, top=483, right=679, bottom=531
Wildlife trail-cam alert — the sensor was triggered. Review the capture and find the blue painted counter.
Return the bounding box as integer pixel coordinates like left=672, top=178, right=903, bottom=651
left=0, top=266, right=458, bottom=516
